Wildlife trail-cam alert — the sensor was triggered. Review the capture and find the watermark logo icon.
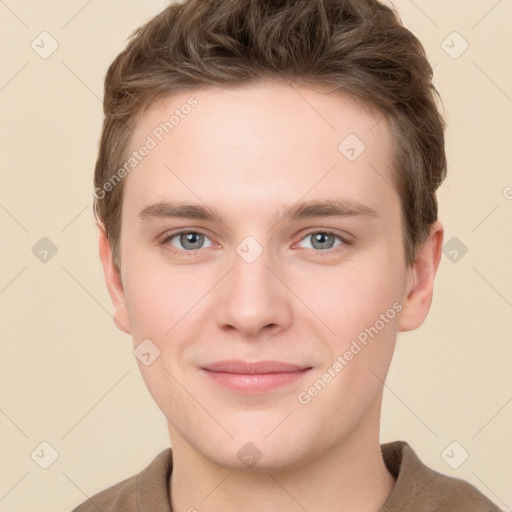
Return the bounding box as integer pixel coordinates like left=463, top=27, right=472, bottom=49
left=236, top=236, right=263, bottom=264
left=31, top=441, right=59, bottom=469
left=32, top=237, right=58, bottom=263
left=338, top=134, right=366, bottom=162
left=441, top=32, right=469, bottom=59
left=31, top=32, right=59, bottom=59
left=441, top=441, right=469, bottom=469
left=134, top=338, right=161, bottom=366
left=442, top=237, right=468, bottom=263
left=236, top=442, right=263, bottom=468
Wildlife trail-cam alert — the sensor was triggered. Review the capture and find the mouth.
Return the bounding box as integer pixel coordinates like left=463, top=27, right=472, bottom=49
left=200, top=360, right=312, bottom=393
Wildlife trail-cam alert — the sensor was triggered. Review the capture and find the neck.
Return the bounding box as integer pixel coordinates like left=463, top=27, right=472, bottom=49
left=169, top=399, right=395, bottom=512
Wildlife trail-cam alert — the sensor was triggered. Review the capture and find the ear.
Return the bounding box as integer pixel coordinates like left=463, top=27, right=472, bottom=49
left=398, top=220, right=444, bottom=332
left=97, top=223, right=131, bottom=335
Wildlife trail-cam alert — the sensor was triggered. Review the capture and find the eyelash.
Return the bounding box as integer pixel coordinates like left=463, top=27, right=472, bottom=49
left=158, top=229, right=350, bottom=257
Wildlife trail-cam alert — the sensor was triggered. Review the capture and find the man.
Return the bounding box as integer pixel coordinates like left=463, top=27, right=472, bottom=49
left=74, top=0, right=503, bottom=510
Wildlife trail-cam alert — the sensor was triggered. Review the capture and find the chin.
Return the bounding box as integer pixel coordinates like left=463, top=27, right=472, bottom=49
left=195, top=424, right=317, bottom=473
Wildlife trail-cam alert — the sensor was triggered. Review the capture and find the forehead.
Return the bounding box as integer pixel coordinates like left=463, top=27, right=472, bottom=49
left=132, top=81, right=389, bottom=152
left=123, top=81, right=397, bottom=219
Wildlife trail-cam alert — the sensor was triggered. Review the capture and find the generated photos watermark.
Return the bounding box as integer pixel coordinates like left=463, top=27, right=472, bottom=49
left=297, top=301, right=403, bottom=405
left=94, top=96, right=198, bottom=200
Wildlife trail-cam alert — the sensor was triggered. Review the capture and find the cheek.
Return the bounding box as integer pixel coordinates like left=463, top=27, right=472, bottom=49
left=122, top=261, right=213, bottom=383
left=123, top=259, right=193, bottom=336
left=135, top=359, right=186, bottom=425
left=305, top=257, right=404, bottom=339
left=303, top=268, right=401, bottom=420
left=124, top=278, right=168, bottom=340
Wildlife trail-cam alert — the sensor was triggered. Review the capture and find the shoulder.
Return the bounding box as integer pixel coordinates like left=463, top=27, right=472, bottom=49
left=381, top=440, right=503, bottom=512
left=71, top=473, right=137, bottom=512
left=71, top=448, right=173, bottom=512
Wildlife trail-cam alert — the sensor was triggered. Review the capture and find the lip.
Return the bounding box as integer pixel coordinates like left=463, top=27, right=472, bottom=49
left=201, top=360, right=312, bottom=393
left=203, top=360, right=309, bottom=374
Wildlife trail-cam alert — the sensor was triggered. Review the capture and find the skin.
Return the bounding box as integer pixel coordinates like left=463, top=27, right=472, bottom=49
left=98, top=81, right=443, bottom=512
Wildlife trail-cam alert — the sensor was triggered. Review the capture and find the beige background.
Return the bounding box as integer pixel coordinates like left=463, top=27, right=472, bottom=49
left=1, top=0, right=511, bottom=510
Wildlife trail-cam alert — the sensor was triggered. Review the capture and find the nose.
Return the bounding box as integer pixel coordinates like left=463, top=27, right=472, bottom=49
left=213, top=241, right=293, bottom=338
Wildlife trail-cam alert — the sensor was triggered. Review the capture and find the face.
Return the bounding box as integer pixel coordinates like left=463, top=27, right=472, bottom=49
left=99, top=81, right=442, bottom=471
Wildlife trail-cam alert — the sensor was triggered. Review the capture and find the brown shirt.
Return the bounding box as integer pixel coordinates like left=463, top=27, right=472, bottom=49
left=72, top=440, right=503, bottom=511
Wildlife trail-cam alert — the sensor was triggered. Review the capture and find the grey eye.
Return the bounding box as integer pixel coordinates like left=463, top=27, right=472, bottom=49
left=167, top=232, right=213, bottom=251
left=298, top=232, right=344, bottom=251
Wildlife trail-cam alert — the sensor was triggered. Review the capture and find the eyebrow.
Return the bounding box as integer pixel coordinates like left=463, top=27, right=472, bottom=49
left=138, top=198, right=378, bottom=224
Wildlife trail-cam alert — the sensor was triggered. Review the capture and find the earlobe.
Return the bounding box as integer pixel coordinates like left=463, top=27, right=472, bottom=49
left=97, top=223, right=131, bottom=335
left=398, top=221, right=444, bottom=332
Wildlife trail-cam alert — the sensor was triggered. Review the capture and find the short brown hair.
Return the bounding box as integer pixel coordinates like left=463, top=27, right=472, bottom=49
left=93, top=0, right=446, bottom=268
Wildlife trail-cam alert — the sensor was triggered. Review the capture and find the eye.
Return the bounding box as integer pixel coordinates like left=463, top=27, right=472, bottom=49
left=161, top=231, right=214, bottom=253
left=159, top=229, right=349, bottom=256
left=297, top=231, right=347, bottom=251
